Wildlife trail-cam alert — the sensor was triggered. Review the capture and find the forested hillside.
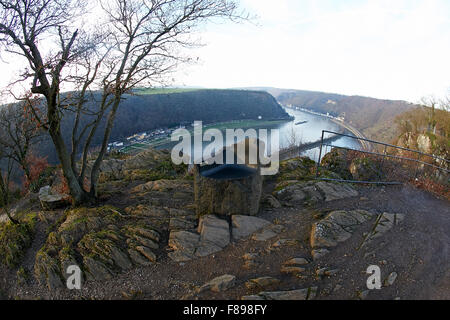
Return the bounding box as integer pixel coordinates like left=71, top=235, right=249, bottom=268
left=30, top=89, right=290, bottom=163
left=244, top=87, right=416, bottom=144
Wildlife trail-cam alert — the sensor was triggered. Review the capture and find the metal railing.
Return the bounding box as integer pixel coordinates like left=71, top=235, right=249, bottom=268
left=315, top=130, right=450, bottom=185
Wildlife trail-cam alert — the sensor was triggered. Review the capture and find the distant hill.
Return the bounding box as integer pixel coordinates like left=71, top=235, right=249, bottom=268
left=240, top=87, right=417, bottom=144
left=32, top=89, right=291, bottom=163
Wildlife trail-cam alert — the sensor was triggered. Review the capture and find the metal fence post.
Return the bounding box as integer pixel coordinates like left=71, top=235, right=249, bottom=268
left=379, top=145, right=388, bottom=180
left=414, top=153, right=422, bottom=180
left=316, top=130, right=325, bottom=178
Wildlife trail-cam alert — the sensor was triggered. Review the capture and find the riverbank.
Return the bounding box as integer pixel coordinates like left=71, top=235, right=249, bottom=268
left=286, top=106, right=372, bottom=152
left=122, top=118, right=292, bottom=154
left=329, top=119, right=373, bottom=152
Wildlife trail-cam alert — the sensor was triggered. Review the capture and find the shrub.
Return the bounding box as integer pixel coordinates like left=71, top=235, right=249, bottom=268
left=23, top=153, right=51, bottom=193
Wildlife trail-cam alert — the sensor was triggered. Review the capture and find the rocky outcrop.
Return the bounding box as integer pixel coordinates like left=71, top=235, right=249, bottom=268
left=319, top=149, right=353, bottom=180
left=92, top=148, right=172, bottom=183
left=123, top=148, right=168, bottom=171
left=310, top=210, right=406, bottom=261
left=277, top=157, right=317, bottom=181
left=310, top=210, right=375, bottom=248
left=34, top=206, right=161, bottom=287
left=97, top=159, right=126, bottom=183
left=275, top=181, right=358, bottom=206
left=132, top=179, right=192, bottom=194
left=349, top=158, right=382, bottom=181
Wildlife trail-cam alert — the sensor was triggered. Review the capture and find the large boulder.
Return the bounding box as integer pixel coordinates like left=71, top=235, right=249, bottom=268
left=194, top=139, right=265, bottom=217
left=39, top=186, right=70, bottom=210
left=194, top=164, right=263, bottom=217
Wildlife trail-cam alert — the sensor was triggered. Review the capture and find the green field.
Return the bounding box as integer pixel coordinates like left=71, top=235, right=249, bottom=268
left=120, top=143, right=150, bottom=154
left=120, top=119, right=291, bottom=153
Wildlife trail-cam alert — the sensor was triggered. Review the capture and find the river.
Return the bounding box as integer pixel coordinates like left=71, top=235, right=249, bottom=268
left=156, top=108, right=361, bottom=162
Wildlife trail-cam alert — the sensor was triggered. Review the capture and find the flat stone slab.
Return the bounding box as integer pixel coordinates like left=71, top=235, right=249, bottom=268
left=198, top=215, right=230, bottom=248
left=232, top=215, right=272, bottom=241
left=311, top=210, right=375, bottom=248
left=39, top=186, right=70, bottom=210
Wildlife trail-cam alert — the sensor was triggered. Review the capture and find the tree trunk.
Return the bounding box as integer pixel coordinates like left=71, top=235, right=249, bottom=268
left=89, top=98, right=121, bottom=198
left=46, top=96, right=94, bottom=206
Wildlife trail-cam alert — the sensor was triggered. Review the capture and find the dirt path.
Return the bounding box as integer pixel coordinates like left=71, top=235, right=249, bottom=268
left=2, top=183, right=449, bottom=300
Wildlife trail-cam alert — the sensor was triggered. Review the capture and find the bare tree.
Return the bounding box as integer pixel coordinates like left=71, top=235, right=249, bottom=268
left=0, top=0, right=246, bottom=205
left=419, top=96, right=438, bottom=135
left=0, top=148, right=19, bottom=224
left=441, top=95, right=450, bottom=113
left=0, top=102, right=43, bottom=183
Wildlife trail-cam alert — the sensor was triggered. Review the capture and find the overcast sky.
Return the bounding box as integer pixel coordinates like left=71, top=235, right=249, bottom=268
left=0, top=0, right=449, bottom=103
left=175, top=0, right=450, bottom=103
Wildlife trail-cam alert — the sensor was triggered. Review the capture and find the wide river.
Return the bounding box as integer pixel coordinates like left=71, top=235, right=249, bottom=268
left=157, top=108, right=361, bottom=162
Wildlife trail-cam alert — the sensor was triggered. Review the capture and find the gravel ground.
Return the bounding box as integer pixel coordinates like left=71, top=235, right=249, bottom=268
left=1, top=183, right=449, bottom=300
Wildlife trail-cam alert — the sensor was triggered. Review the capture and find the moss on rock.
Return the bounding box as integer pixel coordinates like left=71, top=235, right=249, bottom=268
left=32, top=204, right=162, bottom=286
left=277, top=157, right=317, bottom=182
left=320, top=149, right=353, bottom=180
left=0, top=214, right=36, bottom=268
